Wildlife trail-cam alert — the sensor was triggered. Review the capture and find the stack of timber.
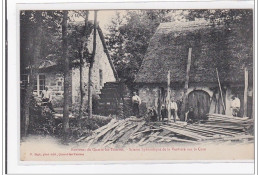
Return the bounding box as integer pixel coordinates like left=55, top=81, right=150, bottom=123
left=77, top=114, right=254, bottom=147
left=97, top=82, right=122, bottom=116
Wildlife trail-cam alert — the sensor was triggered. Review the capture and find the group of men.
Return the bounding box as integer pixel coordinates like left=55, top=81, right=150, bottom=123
left=132, top=92, right=242, bottom=122
left=132, top=92, right=181, bottom=122
left=41, top=87, right=241, bottom=119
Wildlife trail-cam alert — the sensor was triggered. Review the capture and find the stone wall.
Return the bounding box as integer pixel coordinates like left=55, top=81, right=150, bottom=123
left=71, top=29, right=116, bottom=105
left=41, top=71, right=72, bottom=108
left=138, top=84, right=249, bottom=116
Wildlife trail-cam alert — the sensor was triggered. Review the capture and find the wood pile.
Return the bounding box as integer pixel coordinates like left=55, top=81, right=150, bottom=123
left=77, top=114, right=254, bottom=147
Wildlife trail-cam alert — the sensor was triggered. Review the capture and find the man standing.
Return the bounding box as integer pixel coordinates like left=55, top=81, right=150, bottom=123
left=41, top=87, right=56, bottom=113
left=170, top=99, right=179, bottom=122
left=231, top=95, right=241, bottom=117
left=132, top=92, right=141, bottom=117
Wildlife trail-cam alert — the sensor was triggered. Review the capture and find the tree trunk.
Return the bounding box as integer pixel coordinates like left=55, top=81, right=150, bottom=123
left=79, top=11, right=89, bottom=126
left=22, top=12, right=43, bottom=137
left=62, top=10, right=70, bottom=142
left=88, top=11, right=97, bottom=118
left=79, top=47, right=84, bottom=127
left=243, top=67, right=248, bottom=118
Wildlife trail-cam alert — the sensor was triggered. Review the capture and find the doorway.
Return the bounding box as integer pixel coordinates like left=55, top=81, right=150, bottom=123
left=187, top=90, right=210, bottom=119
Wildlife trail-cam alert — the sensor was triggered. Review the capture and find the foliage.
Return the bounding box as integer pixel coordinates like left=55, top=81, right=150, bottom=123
left=55, top=114, right=113, bottom=142
left=105, top=10, right=172, bottom=85
left=105, top=9, right=253, bottom=84
left=20, top=11, right=63, bottom=73
left=26, top=95, right=56, bottom=136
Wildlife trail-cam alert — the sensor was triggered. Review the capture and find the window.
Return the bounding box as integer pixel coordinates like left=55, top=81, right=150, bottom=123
left=99, top=69, right=103, bottom=87
left=32, top=74, right=46, bottom=96
left=39, top=75, right=45, bottom=94
left=21, top=74, right=45, bottom=95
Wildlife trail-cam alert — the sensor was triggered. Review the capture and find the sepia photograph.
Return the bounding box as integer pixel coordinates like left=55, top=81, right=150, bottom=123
left=19, top=9, right=254, bottom=161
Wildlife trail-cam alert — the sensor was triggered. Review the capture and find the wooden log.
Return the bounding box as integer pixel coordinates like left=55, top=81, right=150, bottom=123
left=221, top=135, right=254, bottom=141
left=151, top=135, right=197, bottom=143
left=160, top=125, right=205, bottom=141
left=158, top=89, right=162, bottom=121
left=94, top=120, right=121, bottom=141
left=206, top=117, right=247, bottom=124
left=114, top=124, right=138, bottom=144
left=167, top=70, right=171, bottom=121
left=181, top=48, right=192, bottom=121
left=103, top=123, right=138, bottom=147
left=167, top=123, right=214, bottom=137
left=208, top=113, right=249, bottom=121
left=94, top=118, right=117, bottom=133
left=101, top=121, right=129, bottom=144
left=182, top=126, right=216, bottom=136
left=101, top=130, right=113, bottom=142
left=131, top=128, right=162, bottom=137
left=195, top=124, right=245, bottom=131
left=216, top=68, right=226, bottom=113
left=193, top=124, right=241, bottom=135
left=140, top=132, right=160, bottom=145
left=138, top=137, right=148, bottom=145
left=188, top=125, right=237, bottom=136
left=243, top=67, right=248, bottom=118
left=130, top=121, right=146, bottom=137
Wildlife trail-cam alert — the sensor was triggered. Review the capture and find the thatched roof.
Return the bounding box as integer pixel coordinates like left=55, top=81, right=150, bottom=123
left=135, top=21, right=253, bottom=86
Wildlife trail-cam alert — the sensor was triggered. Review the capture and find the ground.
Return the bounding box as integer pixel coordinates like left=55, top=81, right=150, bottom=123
left=20, top=135, right=254, bottom=161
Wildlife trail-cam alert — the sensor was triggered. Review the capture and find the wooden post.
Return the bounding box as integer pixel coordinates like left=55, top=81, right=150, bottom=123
left=216, top=68, right=226, bottom=113
left=181, top=48, right=192, bottom=121
left=243, top=67, right=248, bottom=118
left=167, top=71, right=171, bottom=121
left=36, top=74, right=39, bottom=96
left=157, top=89, right=161, bottom=121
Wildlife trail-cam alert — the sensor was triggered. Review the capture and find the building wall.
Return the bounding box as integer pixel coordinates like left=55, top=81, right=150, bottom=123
left=138, top=85, right=210, bottom=108
left=33, top=71, right=72, bottom=108
left=71, top=30, right=116, bottom=104
left=138, top=84, right=249, bottom=116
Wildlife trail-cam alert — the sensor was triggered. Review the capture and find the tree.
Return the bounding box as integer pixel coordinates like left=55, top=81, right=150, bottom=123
left=105, top=10, right=172, bottom=85
left=62, top=10, right=70, bottom=142
left=88, top=11, right=98, bottom=118
left=20, top=10, right=63, bottom=137
left=185, top=9, right=253, bottom=67
left=106, top=9, right=253, bottom=86
left=21, top=11, right=43, bottom=136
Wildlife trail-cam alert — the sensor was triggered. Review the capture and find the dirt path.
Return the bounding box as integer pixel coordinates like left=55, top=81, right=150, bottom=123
left=20, top=135, right=254, bottom=161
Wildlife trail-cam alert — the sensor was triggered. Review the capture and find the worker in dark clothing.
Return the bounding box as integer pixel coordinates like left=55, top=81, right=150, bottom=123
left=185, top=107, right=196, bottom=124
left=161, top=104, right=168, bottom=121
left=132, top=92, right=141, bottom=117
left=148, top=107, right=157, bottom=122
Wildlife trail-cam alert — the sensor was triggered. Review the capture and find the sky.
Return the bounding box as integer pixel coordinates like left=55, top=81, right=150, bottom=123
left=71, top=10, right=127, bottom=33
left=70, top=10, right=207, bottom=34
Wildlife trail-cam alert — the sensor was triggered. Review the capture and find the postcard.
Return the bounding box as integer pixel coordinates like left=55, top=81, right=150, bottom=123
left=18, top=8, right=254, bottom=162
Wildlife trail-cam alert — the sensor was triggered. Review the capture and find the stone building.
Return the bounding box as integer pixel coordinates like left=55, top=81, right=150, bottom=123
left=20, top=25, right=117, bottom=109
left=134, top=21, right=253, bottom=119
